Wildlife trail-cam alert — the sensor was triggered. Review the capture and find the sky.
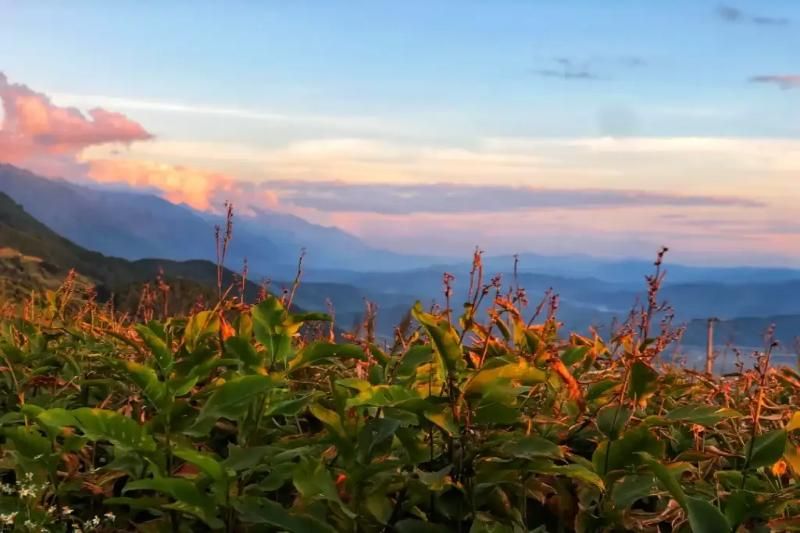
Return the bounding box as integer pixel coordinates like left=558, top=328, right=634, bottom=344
left=1, top=1, right=799, bottom=265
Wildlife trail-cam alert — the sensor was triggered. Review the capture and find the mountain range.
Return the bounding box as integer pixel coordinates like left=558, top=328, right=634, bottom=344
left=1, top=162, right=799, bottom=359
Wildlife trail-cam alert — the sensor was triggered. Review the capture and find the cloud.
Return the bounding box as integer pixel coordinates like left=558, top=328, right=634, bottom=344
left=533, top=58, right=602, bottom=81
left=532, top=56, right=646, bottom=82
left=50, top=92, right=389, bottom=133
left=267, top=181, right=762, bottom=214
left=749, top=75, right=800, bottom=90
left=0, top=72, right=152, bottom=177
left=87, top=158, right=279, bottom=213
left=716, top=5, right=790, bottom=26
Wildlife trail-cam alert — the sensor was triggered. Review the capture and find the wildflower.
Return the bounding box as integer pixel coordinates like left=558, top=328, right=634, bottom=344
left=772, top=460, right=788, bottom=476
left=104, top=511, right=116, bottom=521
left=33, top=454, right=43, bottom=460
left=24, top=520, right=36, bottom=529
left=0, top=482, right=14, bottom=494
left=47, top=506, right=56, bottom=515
left=0, top=512, right=17, bottom=525
left=18, top=486, right=35, bottom=497
left=61, top=506, right=73, bottom=515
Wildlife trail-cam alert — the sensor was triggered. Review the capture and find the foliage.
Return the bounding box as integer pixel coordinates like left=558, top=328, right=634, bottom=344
left=0, top=256, right=799, bottom=532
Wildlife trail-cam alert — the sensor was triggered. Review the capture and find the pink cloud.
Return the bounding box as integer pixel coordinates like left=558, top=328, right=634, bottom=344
left=0, top=72, right=152, bottom=177
left=88, top=158, right=280, bottom=213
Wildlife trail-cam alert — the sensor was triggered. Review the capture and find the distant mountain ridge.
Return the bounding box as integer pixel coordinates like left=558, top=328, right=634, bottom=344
left=0, top=163, right=439, bottom=276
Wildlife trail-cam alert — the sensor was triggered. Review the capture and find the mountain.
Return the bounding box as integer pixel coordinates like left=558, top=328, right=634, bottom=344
left=0, top=191, right=368, bottom=321
left=0, top=163, right=439, bottom=276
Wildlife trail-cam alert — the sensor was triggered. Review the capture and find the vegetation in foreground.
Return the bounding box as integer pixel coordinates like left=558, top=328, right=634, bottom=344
left=0, top=248, right=799, bottom=533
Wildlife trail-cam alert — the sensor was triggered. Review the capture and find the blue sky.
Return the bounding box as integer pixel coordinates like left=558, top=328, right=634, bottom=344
left=1, top=1, right=799, bottom=264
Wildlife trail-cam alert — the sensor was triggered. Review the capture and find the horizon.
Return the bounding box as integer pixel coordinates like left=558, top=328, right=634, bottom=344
left=2, top=1, right=800, bottom=266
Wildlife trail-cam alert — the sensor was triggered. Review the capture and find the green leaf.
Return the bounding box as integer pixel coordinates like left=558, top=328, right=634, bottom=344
left=628, top=361, right=658, bottom=401
left=593, top=425, right=664, bottom=476
left=666, top=405, right=742, bottom=426
left=3, top=426, right=51, bottom=459
left=224, top=336, right=262, bottom=368
left=686, top=497, right=731, bottom=533
left=173, top=447, right=227, bottom=483
left=412, top=302, right=465, bottom=378
left=124, top=477, right=221, bottom=528
left=72, top=408, right=156, bottom=452
left=597, top=404, right=633, bottom=440
left=465, top=360, right=547, bottom=396
left=561, top=346, right=590, bottom=366
left=638, top=452, right=688, bottom=507
left=183, top=310, right=219, bottom=352
left=500, top=436, right=564, bottom=460
left=745, top=429, right=787, bottom=469
left=200, top=374, right=276, bottom=421
left=612, top=475, right=657, bottom=508
left=233, top=496, right=336, bottom=533
left=135, top=323, right=173, bottom=375
left=289, top=342, right=365, bottom=372
left=121, top=360, right=170, bottom=409
left=293, top=457, right=354, bottom=517
left=345, top=385, right=423, bottom=409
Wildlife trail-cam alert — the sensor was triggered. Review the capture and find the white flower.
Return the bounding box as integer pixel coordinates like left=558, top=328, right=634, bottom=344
left=24, top=519, right=36, bottom=529
left=104, top=511, right=116, bottom=521
left=18, top=486, right=35, bottom=497
left=0, top=482, right=14, bottom=494
left=0, top=512, right=17, bottom=525
left=47, top=506, right=57, bottom=515
left=24, top=472, right=34, bottom=481
left=61, top=506, right=73, bottom=515
left=33, top=454, right=43, bottom=460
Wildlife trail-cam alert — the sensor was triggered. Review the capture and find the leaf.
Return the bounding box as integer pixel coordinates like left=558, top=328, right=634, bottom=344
left=3, top=426, right=51, bottom=459
left=135, top=323, right=173, bottom=375
left=787, top=412, right=800, bottom=432
left=71, top=408, right=156, bottom=452
left=121, top=361, right=170, bottom=409
left=309, top=403, right=348, bottom=440
left=183, top=310, right=219, bottom=352
left=412, top=302, right=465, bottom=378
left=465, top=359, right=547, bottom=396
left=561, top=346, right=590, bottom=366
left=173, top=447, right=227, bottom=484
left=593, top=426, right=664, bottom=476
left=612, top=475, right=657, bottom=508
left=293, top=457, right=355, bottom=517
left=124, top=477, right=221, bottom=528
left=627, top=361, right=658, bottom=401
left=233, top=496, right=336, bottom=533
left=224, top=336, right=262, bottom=368
left=289, top=342, right=365, bottom=372
left=666, top=405, right=742, bottom=426
left=638, top=452, right=687, bottom=507
left=345, top=385, right=423, bottom=409
left=500, top=436, right=564, bottom=460
left=745, top=429, right=787, bottom=469
left=597, top=404, right=633, bottom=440
left=200, top=374, right=276, bottom=421
left=686, top=497, right=731, bottom=533
left=424, top=406, right=460, bottom=437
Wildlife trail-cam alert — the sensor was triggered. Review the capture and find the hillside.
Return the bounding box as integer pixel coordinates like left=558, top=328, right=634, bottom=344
left=0, top=163, right=440, bottom=275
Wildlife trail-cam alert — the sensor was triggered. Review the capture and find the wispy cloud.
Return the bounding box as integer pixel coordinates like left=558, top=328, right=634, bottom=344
left=534, top=58, right=602, bottom=80
left=267, top=181, right=762, bottom=214
left=51, top=92, right=387, bottom=132
left=749, top=75, right=800, bottom=90
left=716, top=5, right=790, bottom=26
left=532, top=55, right=645, bottom=81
